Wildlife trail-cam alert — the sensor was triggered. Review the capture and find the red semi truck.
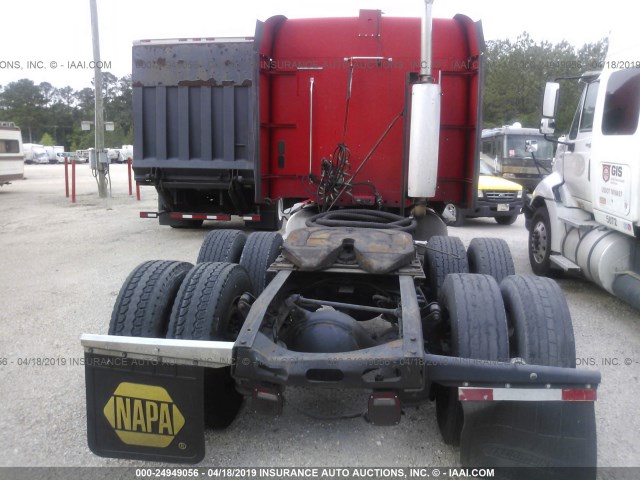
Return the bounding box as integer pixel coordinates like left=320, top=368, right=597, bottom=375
left=83, top=3, right=599, bottom=476
left=133, top=9, right=481, bottom=231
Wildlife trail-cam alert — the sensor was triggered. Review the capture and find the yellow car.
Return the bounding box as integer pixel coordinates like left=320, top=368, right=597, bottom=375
left=442, top=159, right=524, bottom=226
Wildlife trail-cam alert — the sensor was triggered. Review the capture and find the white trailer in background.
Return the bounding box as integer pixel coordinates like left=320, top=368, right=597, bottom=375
left=43, top=145, right=64, bottom=164
left=23, top=143, right=49, bottom=164
left=0, top=122, right=25, bottom=185
left=120, top=144, right=133, bottom=161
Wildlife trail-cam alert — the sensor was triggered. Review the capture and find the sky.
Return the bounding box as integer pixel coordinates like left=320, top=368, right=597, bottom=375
left=0, top=0, right=624, bottom=91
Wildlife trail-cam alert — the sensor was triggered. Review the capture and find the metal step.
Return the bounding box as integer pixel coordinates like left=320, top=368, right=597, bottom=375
left=557, top=215, right=600, bottom=230
left=550, top=255, right=581, bottom=272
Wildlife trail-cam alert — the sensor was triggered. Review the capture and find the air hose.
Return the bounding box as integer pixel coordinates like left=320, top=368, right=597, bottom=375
left=305, top=209, right=416, bottom=233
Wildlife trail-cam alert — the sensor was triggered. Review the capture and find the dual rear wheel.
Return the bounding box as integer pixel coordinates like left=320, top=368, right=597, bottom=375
left=434, top=272, right=596, bottom=475
left=108, top=230, right=284, bottom=429
left=425, top=235, right=595, bottom=473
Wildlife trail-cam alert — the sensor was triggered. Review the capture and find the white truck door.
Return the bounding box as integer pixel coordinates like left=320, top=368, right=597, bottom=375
left=592, top=68, right=640, bottom=235
left=560, top=80, right=600, bottom=209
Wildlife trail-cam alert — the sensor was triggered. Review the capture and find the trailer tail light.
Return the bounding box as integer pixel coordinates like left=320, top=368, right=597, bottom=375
left=139, top=212, right=158, bottom=218
left=252, top=387, right=283, bottom=416
left=458, top=387, right=597, bottom=402
left=368, top=392, right=401, bottom=426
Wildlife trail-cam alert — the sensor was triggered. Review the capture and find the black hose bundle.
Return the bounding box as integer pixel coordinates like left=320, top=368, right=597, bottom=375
left=305, top=209, right=416, bottom=233
left=316, top=144, right=351, bottom=210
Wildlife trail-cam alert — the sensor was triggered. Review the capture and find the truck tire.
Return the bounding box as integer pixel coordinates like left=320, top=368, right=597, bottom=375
left=459, top=275, right=596, bottom=476
left=495, top=213, right=518, bottom=225
left=467, top=238, right=515, bottom=284
left=239, top=232, right=283, bottom=295
left=501, top=275, right=575, bottom=366
left=424, top=236, right=469, bottom=301
left=168, top=262, right=253, bottom=341
left=167, top=262, right=253, bottom=429
left=528, top=206, right=560, bottom=277
left=435, top=274, right=509, bottom=446
left=442, top=203, right=465, bottom=227
left=197, top=229, right=247, bottom=264
left=109, top=260, right=192, bottom=338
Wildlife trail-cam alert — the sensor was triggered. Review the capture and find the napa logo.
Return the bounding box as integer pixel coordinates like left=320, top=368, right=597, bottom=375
left=103, top=382, right=185, bottom=448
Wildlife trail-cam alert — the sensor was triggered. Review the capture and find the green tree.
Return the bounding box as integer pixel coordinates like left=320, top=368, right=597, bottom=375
left=0, top=79, right=46, bottom=143
left=39, top=132, right=54, bottom=146
left=483, top=34, right=608, bottom=133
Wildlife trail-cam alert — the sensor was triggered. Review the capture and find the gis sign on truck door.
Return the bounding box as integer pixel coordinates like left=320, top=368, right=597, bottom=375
left=592, top=68, right=640, bottom=236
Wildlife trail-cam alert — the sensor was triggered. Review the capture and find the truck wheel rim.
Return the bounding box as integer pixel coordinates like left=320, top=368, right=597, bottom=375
left=531, top=221, right=548, bottom=264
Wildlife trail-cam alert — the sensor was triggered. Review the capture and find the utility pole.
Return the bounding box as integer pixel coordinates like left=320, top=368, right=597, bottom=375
left=89, top=0, right=108, bottom=198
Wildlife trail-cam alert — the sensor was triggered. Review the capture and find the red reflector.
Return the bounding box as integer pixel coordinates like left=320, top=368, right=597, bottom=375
left=139, top=212, right=157, bottom=218
left=459, top=388, right=494, bottom=401
left=243, top=215, right=261, bottom=221
left=562, top=389, right=597, bottom=401
left=169, top=213, right=183, bottom=219
left=215, top=215, right=232, bottom=221
left=192, top=215, right=208, bottom=220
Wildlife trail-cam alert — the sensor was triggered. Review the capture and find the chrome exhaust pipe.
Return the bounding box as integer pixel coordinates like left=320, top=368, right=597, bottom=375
left=408, top=0, right=440, bottom=199
left=420, top=0, right=435, bottom=81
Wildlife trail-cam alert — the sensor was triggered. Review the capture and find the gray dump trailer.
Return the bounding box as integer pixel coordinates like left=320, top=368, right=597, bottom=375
left=132, top=38, right=279, bottom=229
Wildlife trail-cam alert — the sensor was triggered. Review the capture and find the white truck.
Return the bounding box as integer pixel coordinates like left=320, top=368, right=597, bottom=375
left=120, top=144, right=133, bottom=162
left=43, top=145, right=64, bottom=164
left=0, top=122, right=24, bottom=185
left=526, top=31, right=640, bottom=310
left=23, top=143, right=49, bottom=164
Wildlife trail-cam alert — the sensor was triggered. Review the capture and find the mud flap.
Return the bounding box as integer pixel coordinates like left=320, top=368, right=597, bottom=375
left=85, top=352, right=205, bottom=463
left=460, top=402, right=597, bottom=480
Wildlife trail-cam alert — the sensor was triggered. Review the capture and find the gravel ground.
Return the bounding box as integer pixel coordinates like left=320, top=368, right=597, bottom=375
left=0, top=165, right=638, bottom=471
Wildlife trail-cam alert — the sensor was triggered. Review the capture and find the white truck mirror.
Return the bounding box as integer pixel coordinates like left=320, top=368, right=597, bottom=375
left=542, top=82, right=560, bottom=118
left=540, top=118, right=555, bottom=135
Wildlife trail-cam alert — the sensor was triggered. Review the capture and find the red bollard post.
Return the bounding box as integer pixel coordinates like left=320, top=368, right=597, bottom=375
left=71, top=159, right=76, bottom=204
left=64, top=157, right=69, bottom=198
left=127, top=157, right=133, bottom=196
left=135, top=182, right=141, bottom=201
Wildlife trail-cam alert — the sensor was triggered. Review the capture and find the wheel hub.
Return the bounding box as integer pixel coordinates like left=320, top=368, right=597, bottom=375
left=531, top=221, right=548, bottom=264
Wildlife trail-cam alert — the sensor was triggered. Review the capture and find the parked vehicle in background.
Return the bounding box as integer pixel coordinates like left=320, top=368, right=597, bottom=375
left=23, top=143, right=49, bottom=164
left=75, top=150, right=91, bottom=163
left=107, top=148, right=121, bottom=163
left=527, top=28, right=640, bottom=310
left=481, top=124, right=555, bottom=191
left=44, top=146, right=64, bottom=164
left=120, top=144, right=133, bottom=162
left=0, top=121, right=24, bottom=185
left=57, top=152, right=79, bottom=163
left=442, top=153, right=524, bottom=226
